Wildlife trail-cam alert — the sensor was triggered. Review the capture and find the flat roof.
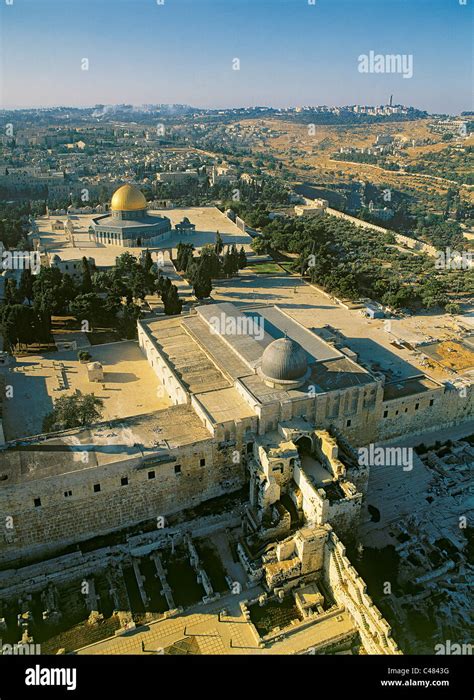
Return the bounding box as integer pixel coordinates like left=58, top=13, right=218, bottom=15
left=144, top=304, right=372, bottom=407
left=0, top=405, right=212, bottom=485
left=250, top=306, right=342, bottom=363
left=195, top=303, right=342, bottom=370
left=197, top=387, right=256, bottom=424
left=144, top=317, right=231, bottom=394
left=182, top=315, right=253, bottom=381
left=239, top=373, right=312, bottom=405
left=383, top=375, right=440, bottom=401
left=196, top=303, right=272, bottom=369
left=92, top=213, right=170, bottom=229
left=310, top=357, right=374, bottom=392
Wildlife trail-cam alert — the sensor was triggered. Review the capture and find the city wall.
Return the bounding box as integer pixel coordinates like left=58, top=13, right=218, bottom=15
left=0, top=438, right=245, bottom=565
left=323, top=530, right=400, bottom=654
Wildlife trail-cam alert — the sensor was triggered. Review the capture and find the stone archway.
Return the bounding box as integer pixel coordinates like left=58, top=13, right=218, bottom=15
left=295, top=434, right=313, bottom=456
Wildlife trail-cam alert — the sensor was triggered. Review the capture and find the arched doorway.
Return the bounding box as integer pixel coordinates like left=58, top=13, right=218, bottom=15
left=295, top=435, right=312, bottom=456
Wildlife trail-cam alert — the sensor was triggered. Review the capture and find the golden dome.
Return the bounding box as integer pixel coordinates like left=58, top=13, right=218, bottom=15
left=110, top=184, right=147, bottom=211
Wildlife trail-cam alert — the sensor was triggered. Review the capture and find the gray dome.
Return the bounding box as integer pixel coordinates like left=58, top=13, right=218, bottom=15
left=261, top=337, right=308, bottom=382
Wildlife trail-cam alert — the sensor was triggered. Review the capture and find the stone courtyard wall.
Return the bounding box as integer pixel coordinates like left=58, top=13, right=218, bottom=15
left=138, top=323, right=188, bottom=405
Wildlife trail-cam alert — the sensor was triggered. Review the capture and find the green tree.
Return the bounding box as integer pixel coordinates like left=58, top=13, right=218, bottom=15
left=115, top=252, right=138, bottom=274
left=445, top=302, right=461, bottom=314
left=81, top=256, right=93, bottom=293
left=142, top=249, right=154, bottom=272
left=199, top=245, right=221, bottom=278
left=222, top=245, right=239, bottom=277
left=43, top=391, right=104, bottom=432
left=215, top=231, right=224, bottom=255
left=238, top=246, right=247, bottom=269
left=4, top=278, right=21, bottom=305
left=420, top=278, right=448, bottom=309
left=156, top=275, right=172, bottom=298
left=176, top=242, right=194, bottom=271
left=70, top=293, right=103, bottom=330
left=32, top=267, right=69, bottom=322
left=1, top=303, right=45, bottom=350
left=117, top=303, right=142, bottom=339
left=129, top=267, right=148, bottom=302
left=193, top=267, right=212, bottom=299
left=19, top=268, right=34, bottom=303
left=163, top=283, right=182, bottom=315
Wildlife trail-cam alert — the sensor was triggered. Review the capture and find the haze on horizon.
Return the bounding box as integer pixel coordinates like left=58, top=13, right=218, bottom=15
left=0, top=0, right=472, bottom=115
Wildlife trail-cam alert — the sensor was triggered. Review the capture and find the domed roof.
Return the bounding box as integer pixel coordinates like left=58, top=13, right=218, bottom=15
left=110, top=184, right=147, bottom=212
left=261, top=337, right=308, bottom=382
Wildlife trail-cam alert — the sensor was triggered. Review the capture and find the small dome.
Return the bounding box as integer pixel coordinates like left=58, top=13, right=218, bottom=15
left=261, top=337, right=308, bottom=382
left=110, top=184, right=147, bottom=212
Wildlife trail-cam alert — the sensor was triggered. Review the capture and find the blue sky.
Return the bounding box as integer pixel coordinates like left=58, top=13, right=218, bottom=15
left=1, top=0, right=472, bottom=113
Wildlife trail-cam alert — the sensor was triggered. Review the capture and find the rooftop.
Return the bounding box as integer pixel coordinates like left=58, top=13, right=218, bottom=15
left=92, top=212, right=169, bottom=229
left=383, top=375, right=440, bottom=401
left=0, top=404, right=212, bottom=485
left=143, top=303, right=375, bottom=409
left=144, top=317, right=231, bottom=394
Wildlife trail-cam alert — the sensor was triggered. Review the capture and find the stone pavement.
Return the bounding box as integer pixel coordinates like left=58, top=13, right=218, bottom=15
left=76, top=586, right=355, bottom=656
left=76, top=589, right=262, bottom=656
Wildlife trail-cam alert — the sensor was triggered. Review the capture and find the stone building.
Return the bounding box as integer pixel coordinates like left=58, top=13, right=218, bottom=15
left=0, top=302, right=472, bottom=563
left=91, top=184, right=171, bottom=247
left=48, top=253, right=95, bottom=282
left=175, top=217, right=196, bottom=234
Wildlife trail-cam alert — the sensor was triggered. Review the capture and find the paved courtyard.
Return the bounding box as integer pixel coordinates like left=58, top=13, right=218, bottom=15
left=77, top=587, right=354, bottom=656
left=149, top=206, right=254, bottom=255
left=0, top=341, right=168, bottom=440
left=210, top=270, right=441, bottom=381
left=34, top=206, right=253, bottom=269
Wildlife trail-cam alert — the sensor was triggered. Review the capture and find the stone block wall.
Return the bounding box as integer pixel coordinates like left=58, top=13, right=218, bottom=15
left=378, top=384, right=473, bottom=442
left=138, top=323, right=188, bottom=405
left=0, top=439, right=245, bottom=564
left=323, top=530, right=400, bottom=654
left=293, top=462, right=327, bottom=524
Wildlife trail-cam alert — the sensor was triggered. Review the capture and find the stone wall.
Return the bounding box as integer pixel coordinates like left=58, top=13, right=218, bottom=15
left=327, top=492, right=363, bottom=543
left=138, top=323, right=188, bottom=405
left=378, top=383, right=474, bottom=442
left=293, top=462, right=327, bottom=524
left=0, top=439, right=245, bottom=564
left=323, top=530, right=400, bottom=654
left=326, top=207, right=438, bottom=258
left=257, top=382, right=382, bottom=445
